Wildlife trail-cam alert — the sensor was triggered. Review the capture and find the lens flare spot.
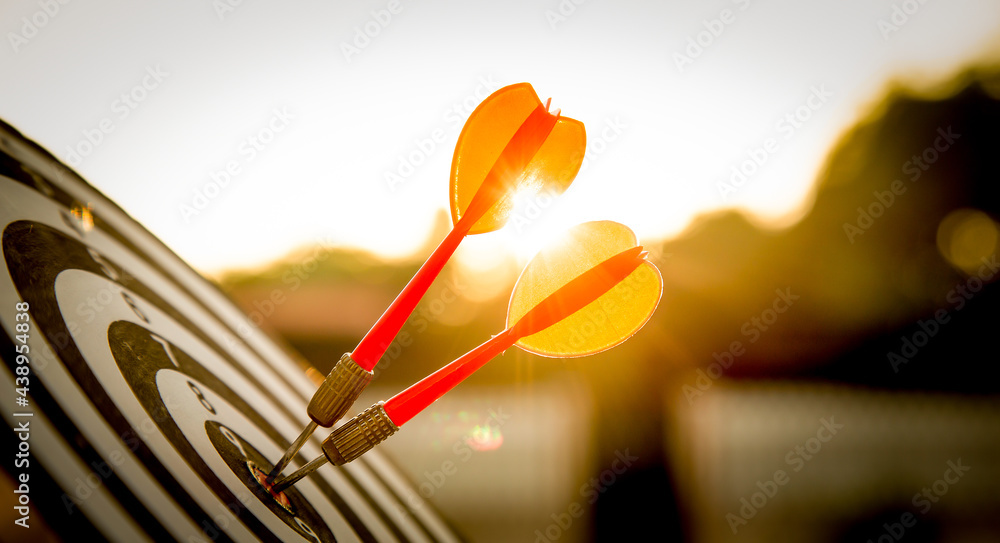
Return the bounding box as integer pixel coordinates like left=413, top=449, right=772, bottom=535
left=465, top=424, right=504, bottom=452
left=936, top=208, right=999, bottom=274
left=304, top=366, right=325, bottom=386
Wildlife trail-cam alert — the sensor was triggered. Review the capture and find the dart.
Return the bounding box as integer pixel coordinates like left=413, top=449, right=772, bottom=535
left=268, top=83, right=587, bottom=482
left=271, top=221, right=663, bottom=491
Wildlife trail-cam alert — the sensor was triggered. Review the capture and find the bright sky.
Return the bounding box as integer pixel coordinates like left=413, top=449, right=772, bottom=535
left=2, top=0, right=999, bottom=275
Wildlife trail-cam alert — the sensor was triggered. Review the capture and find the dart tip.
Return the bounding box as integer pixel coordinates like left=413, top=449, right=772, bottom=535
left=248, top=461, right=296, bottom=514
left=269, top=476, right=291, bottom=494
left=266, top=420, right=320, bottom=483
left=270, top=455, right=330, bottom=493
left=321, top=402, right=399, bottom=465
left=264, top=465, right=284, bottom=484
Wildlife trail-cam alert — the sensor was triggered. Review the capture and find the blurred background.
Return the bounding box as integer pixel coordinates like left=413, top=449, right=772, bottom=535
left=3, top=1, right=1000, bottom=541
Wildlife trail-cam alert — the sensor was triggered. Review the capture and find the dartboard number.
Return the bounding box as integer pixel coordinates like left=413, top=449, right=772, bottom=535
left=59, top=208, right=87, bottom=237
left=204, top=421, right=330, bottom=543
left=188, top=380, right=218, bottom=416
left=120, top=291, right=149, bottom=324
left=217, top=426, right=322, bottom=542
left=149, top=333, right=180, bottom=368
left=219, top=426, right=249, bottom=459
left=295, top=517, right=320, bottom=542
left=216, top=427, right=322, bottom=542
left=87, top=247, right=120, bottom=281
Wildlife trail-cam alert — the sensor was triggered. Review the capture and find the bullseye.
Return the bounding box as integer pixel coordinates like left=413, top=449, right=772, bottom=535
left=247, top=461, right=296, bottom=515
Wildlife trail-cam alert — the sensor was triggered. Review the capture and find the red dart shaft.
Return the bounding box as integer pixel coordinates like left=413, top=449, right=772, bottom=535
left=460, top=104, right=559, bottom=223
left=383, top=331, right=516, bottom=426
left=351, top=103, right=559, bottom=372
left=351, top=222, right=468, bottom=371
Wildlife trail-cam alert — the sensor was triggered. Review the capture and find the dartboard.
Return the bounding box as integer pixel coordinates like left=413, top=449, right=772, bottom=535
left=0, top=119, right=460, bottom=542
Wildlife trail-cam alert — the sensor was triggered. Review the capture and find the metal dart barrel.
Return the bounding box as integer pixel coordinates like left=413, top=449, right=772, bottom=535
left=271, top=402, right=398, bottom=492
left=267, top=353, right=373, bottom=482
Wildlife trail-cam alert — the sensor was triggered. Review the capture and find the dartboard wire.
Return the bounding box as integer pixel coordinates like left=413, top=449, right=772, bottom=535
left=105, top=320, right=331, bottom=542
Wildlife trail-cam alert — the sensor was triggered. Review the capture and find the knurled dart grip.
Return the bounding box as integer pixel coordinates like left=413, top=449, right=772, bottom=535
left=307, top=353, right=374, bottom=427
left=322, top=402, right=398, bottom=466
